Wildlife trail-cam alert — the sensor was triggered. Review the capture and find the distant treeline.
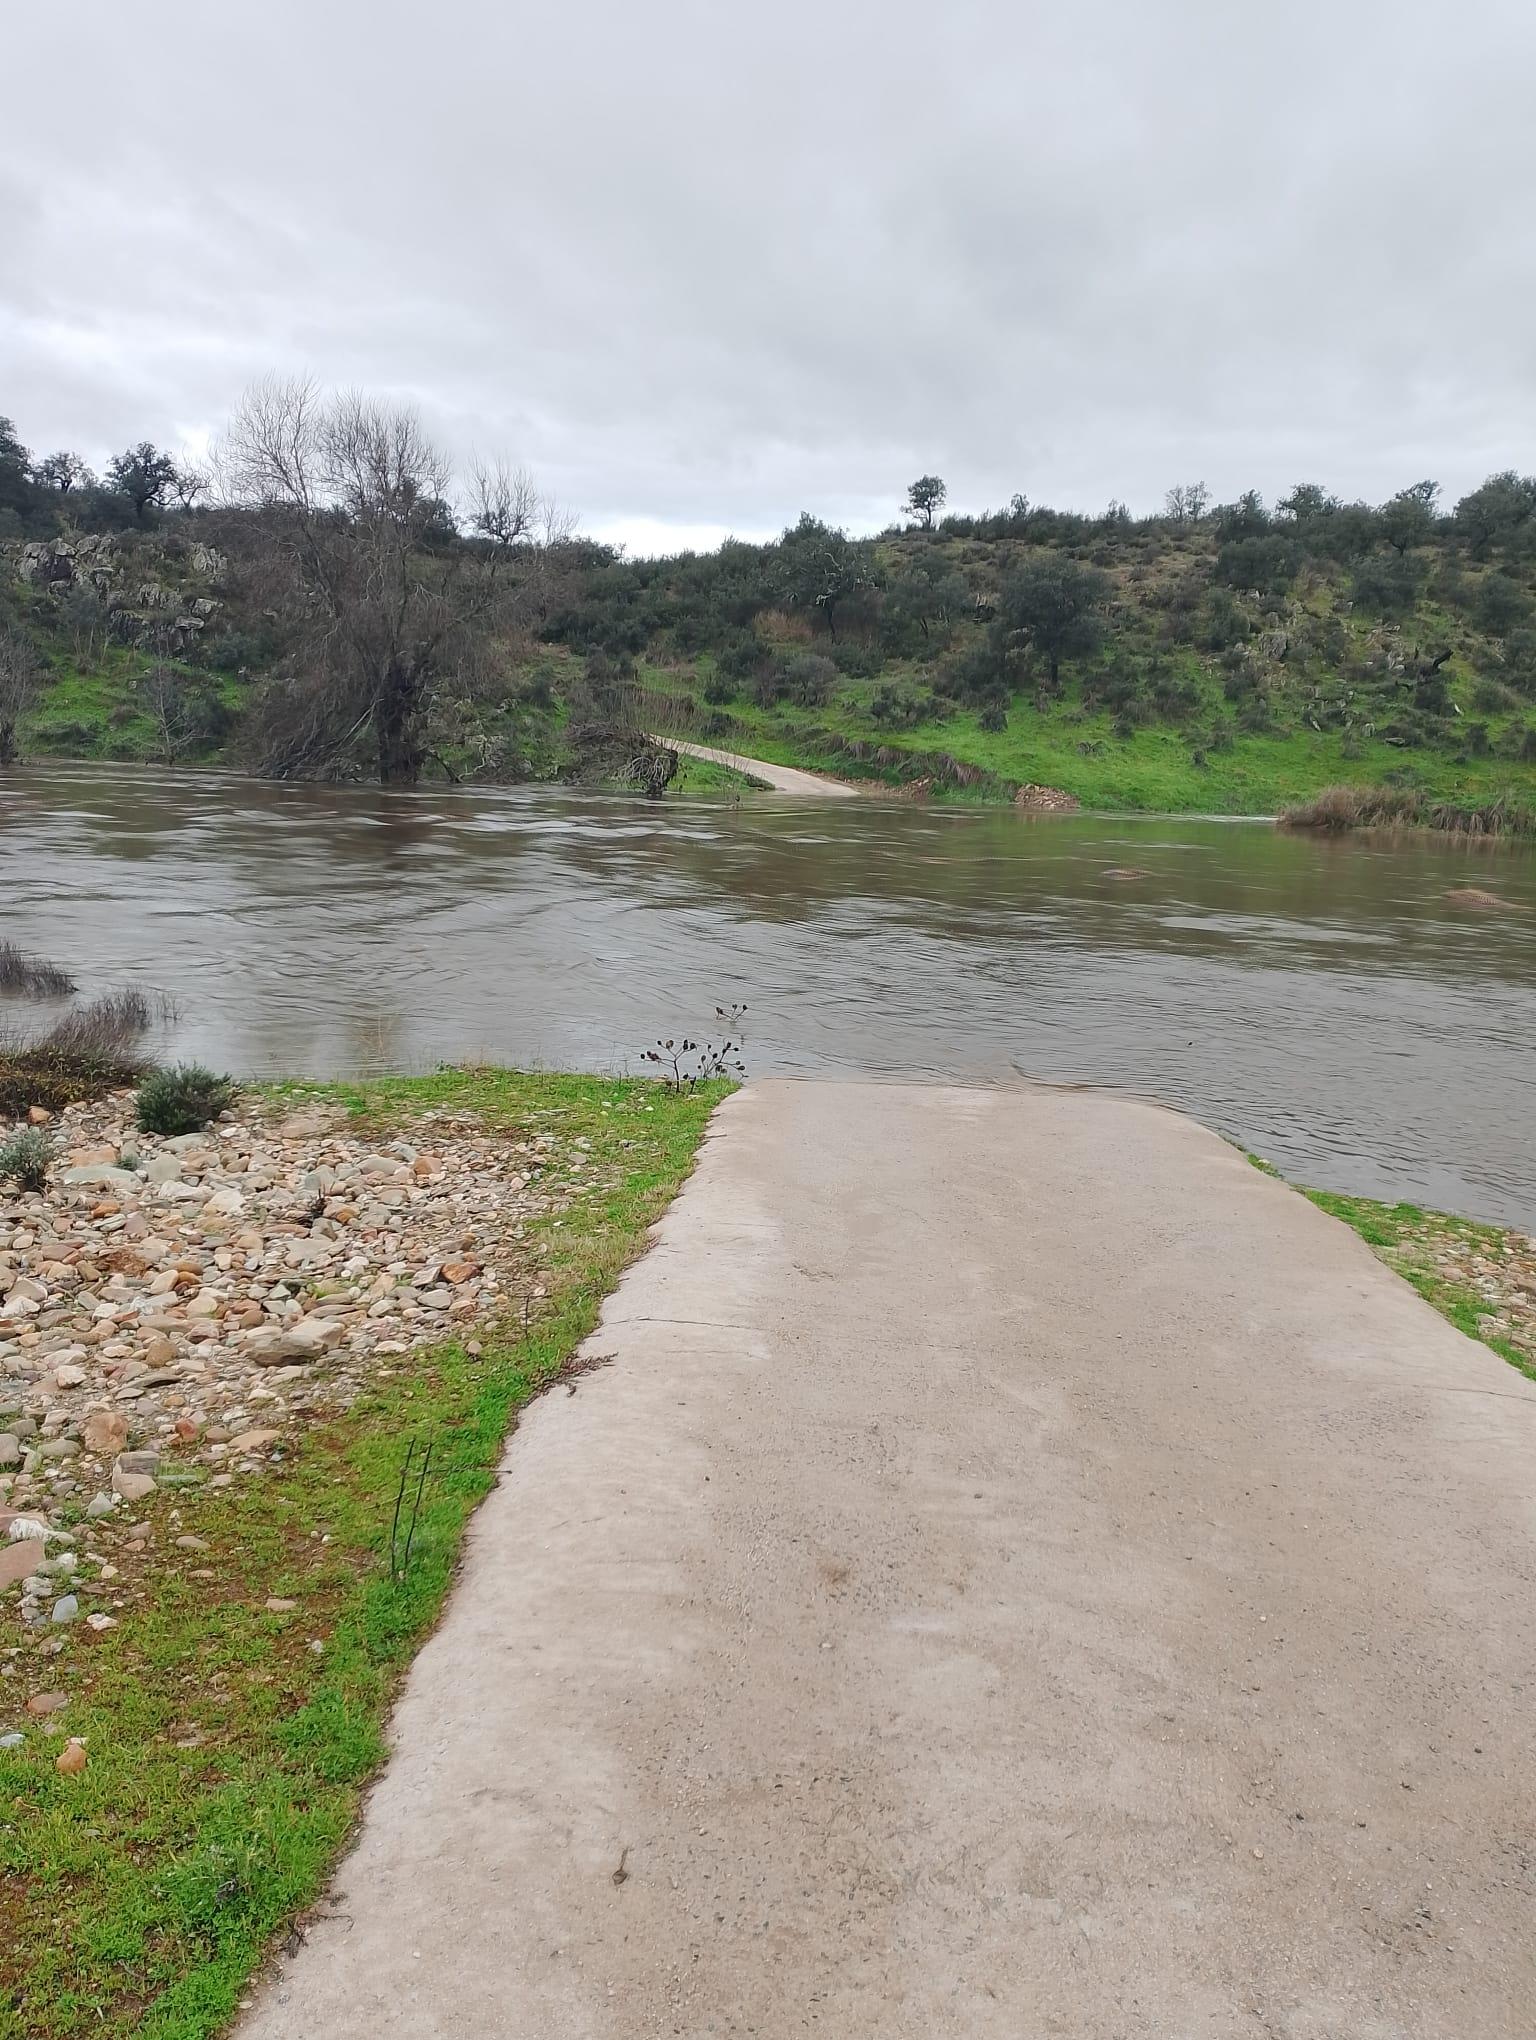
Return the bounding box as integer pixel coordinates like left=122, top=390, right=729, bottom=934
left=4, top=391, right=1536, bottom=788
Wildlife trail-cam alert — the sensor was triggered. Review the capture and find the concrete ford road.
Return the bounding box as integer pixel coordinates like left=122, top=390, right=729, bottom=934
left=660, top=735, right=861, bottom=795
left=240, top=1082, right=1536, bottom=2038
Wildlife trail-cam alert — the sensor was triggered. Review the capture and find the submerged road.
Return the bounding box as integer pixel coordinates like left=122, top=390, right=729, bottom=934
left=242, top=1081, right=1536, bottom=2037
left=662, top=735, right=861, bottom=795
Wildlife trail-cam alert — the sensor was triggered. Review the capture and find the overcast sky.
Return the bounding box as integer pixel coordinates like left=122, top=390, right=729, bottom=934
left=3, top=0, right=1533, bottom=551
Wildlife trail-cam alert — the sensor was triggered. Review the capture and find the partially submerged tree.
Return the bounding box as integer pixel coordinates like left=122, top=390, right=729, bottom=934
left=219, top=378, right=563, bottom=785
left=0, top=626, right=44, bottom=765
left=136, top=662, right=232, bottom=762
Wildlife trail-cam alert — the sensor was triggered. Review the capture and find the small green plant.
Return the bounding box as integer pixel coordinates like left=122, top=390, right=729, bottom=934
left=642, top=1011, right=746, bottom=1091
left=135, top=1062, right=237, bottom=1135
left=0, top=1125, right=52, bottom=1193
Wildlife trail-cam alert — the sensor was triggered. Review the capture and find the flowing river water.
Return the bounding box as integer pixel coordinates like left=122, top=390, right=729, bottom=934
left=3, top=762, right=1535, bottom=1226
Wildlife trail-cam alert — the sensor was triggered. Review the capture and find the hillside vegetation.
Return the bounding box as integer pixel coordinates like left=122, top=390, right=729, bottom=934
left=4, top=405, right=1536, bottom=812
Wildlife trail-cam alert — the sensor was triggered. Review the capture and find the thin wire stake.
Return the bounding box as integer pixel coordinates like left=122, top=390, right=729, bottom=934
left=400, top=1436, right=434, bottom=1578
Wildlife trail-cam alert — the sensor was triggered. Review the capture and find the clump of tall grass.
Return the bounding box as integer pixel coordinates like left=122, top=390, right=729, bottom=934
left=1279, top=785, right=1536, bottom=837
left=0, top=987, right=160, bottom=1117
left=39, top=987, right=156, bottom=1059
left=0, top=941, right=77, bottom=999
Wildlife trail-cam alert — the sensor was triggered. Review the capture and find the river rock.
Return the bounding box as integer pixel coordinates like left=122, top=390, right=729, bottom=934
left=228, top=1428, right=280, bottom=1455
left=61, top=1166, right=140, bottom=1192
left=83, top=1411, right=131, bottom=1454
left=0, top=1540, right=45, bottom=1589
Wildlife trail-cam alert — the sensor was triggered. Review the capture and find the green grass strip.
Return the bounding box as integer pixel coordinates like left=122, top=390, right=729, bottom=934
left=0, top=1068, right=727, bottom=2039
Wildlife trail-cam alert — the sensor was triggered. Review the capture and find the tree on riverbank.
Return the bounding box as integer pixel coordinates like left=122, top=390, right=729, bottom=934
left=219, top=379, right=565, bottom=785
left=0, top=625, right=43, bottom=764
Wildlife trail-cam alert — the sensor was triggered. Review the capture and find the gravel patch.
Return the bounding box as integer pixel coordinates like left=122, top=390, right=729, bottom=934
left=1, top=1090, right=568, bottom=1637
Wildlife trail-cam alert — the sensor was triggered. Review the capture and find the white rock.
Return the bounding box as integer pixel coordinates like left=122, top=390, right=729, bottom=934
left=61, top=1166, right=140, bottom=1191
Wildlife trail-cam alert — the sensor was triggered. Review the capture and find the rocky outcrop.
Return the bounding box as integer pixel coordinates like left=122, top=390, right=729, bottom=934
left=16, top=533, right=117, bottom=593
left=7, top=533, right=228, bottom=655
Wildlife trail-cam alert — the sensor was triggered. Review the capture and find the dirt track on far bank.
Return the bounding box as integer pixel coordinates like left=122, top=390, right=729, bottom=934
left=241, top=1080, right=1536, bottom=2038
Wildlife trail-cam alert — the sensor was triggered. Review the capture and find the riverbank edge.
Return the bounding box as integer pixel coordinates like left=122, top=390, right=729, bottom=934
left=0, top=1068, right=730, bottom=2040
left=1248, top=1157, right=1536, bottom=1383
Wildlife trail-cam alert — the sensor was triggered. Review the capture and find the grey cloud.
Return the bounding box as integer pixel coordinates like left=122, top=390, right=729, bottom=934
left=3, top=0, right=1534, bottom=548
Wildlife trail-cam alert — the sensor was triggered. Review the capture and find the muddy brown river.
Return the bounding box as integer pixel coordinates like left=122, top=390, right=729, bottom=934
left=3, top=762, right=1534, bottom=1225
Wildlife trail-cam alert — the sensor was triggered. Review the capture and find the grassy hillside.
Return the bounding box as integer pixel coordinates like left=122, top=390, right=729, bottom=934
left=7, top=477, right=1536, bottom=813
left=609, top=518, right=1536, bottom=810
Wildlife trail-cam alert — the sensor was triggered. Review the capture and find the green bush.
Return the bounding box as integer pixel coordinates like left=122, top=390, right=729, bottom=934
left=135, top=1063, right=236, bottom=1136
left=0, top=1126, right=52, bottom=1193
left=781, top=652, right=839, bottom=707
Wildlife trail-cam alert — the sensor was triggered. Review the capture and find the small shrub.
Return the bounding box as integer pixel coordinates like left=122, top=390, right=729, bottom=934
left=0, top=1126, right=51, bottom=1194
left=1351, top=553, right=1420, bottom=619
left=781, top=652, right=839, bottom=708
left=716, top=636, right=763, bottom=683
left=869, top=684, right=934, bottom=728
left=1279, top=785, right=1536, bottom=837
left=701, top=673, right=735, bottom=706
left=1477, top=573, right=1532, bottom=638
left=829, top=641, right=884, bottom=679
left=135, top=1064, right=236, bottom=1136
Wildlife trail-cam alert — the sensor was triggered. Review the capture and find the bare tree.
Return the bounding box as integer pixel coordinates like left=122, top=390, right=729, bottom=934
left=169, top=458, right=212, bottom=512
left=1165, top=481, right=1210, bottom=525
left=137, top=663, right=196, bottom=762
left=218, top=378, right=564, bottom=784
left=0, top=628, right=44, bottom=765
